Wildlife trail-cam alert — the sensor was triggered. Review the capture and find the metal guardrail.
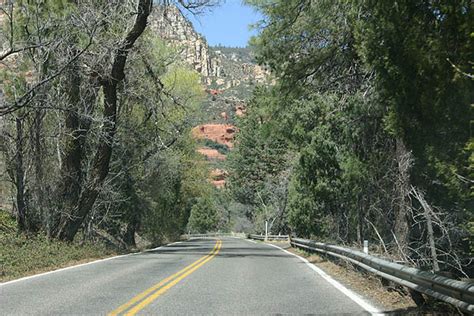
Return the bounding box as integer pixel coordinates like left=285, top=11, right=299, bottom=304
left=182, top=232, right=289, bottom=241
left=248, top=234, right=289, bottom=241
left=181, top=232, right=246, bottom=239
left=290, top=237, right=474, bottom=313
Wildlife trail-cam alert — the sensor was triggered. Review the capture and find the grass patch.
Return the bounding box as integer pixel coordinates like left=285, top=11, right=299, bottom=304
left=0, top=210, right=117, bottom=282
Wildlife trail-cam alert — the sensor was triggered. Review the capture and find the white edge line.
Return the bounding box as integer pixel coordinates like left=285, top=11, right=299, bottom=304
left=247, top=239, right=258, bottom=244
left=0, top=240, right=185, bottom=286
left=266, top=243, right=383, bottom=316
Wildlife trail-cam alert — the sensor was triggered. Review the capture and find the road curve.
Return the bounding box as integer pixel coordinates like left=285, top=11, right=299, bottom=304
left=1, top=237, right=374, bottom=315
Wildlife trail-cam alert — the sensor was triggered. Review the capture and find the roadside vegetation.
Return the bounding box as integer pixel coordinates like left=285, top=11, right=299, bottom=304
left=0, top=1, right=232, bottom=280
left=0, top=210, right=115, bottom=282
left=228, top=0, right=473, bottom=282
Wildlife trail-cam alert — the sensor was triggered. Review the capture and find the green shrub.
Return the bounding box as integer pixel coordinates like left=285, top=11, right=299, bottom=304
left=203, top=139, right=229, bottom=155
left=187, top=197, right=219, bottom=233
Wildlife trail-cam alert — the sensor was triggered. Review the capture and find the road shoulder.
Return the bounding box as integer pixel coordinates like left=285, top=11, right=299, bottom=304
left=251, top=240, right=421, bottom=315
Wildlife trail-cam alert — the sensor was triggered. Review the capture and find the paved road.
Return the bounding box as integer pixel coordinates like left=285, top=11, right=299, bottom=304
left=1, top=238, right=375, bottom=315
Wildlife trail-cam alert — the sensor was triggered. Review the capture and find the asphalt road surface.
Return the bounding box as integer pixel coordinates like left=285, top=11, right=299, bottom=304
left=1, top=237, right=377, bottom=315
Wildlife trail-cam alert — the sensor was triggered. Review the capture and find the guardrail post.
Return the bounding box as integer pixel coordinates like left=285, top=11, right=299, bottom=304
left=265, top=220, right=268, bottom=242
left=363, top=240, right=368, bottom=254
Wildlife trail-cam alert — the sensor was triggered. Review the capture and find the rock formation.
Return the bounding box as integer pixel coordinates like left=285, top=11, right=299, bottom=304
left=149, top=5, right=270, bottom=90
left=149, top=6, right=220, bottom=78
left=191, top=124, right=235, bottom=149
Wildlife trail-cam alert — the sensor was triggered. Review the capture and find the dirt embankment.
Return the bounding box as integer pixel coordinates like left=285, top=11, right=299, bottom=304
left=192, top=124, right=235, bottom=187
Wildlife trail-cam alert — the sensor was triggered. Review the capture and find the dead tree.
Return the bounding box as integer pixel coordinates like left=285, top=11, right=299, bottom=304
left=393, top=137, right=412, bottom=259
left=411, top=187, right=440, bottom=272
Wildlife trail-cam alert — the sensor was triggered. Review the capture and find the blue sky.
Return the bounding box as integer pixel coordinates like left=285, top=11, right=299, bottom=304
left=185, top=1, right=262, bottom=48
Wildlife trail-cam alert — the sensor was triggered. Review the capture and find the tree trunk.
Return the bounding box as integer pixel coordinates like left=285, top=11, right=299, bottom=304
left=32, top=56, right=50, bottom=233
left=357, top=204, right=364, bottom=244
left=394, top=137, right=411, bottom=258
left=424, top=204, right=439, bottom=272
left=123, top=211, right=140, bottom=247
left=50, top=57, right=83, bottom=237
left=412, top=188, right=440, bottom=272
left=56, top=82, right=117, bottom=241
left=14, top=117, right=27, bottom=231
left=32, top=109, right=46, bottom=232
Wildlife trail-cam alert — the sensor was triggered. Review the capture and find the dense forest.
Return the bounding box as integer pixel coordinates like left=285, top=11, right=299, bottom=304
left=228, top=0, right=473, bottom=277
left=0, top=0, right=472, bottom=281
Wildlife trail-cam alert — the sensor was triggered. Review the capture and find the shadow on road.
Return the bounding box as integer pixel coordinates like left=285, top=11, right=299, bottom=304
left=129, top=239, right=295, bottom=260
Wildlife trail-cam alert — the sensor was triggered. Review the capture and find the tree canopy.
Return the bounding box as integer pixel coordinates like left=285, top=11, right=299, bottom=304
left=231, top=0, right=473, bottom=277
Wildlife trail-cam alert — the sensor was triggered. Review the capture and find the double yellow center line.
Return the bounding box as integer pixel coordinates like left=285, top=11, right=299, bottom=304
left=109, top=239, right=222, bottom=316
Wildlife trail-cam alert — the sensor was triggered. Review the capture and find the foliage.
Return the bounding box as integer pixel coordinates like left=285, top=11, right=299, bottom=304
left=227, top=86, right=291, bottom=234
left=233, top=0, right=473, bottom=276
left=187, top=196, right=219, bottom=233
left=203, top=139, right=229, bottom=155
left=354, top=0, right=473, bottom=210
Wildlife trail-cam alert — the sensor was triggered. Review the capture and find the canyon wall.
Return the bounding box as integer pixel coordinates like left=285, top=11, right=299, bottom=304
left=149, top=6, right=220, bottom=78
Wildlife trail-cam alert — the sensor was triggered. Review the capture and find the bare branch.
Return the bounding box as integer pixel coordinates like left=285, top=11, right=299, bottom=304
left=0, top=31, right=95, bottom=116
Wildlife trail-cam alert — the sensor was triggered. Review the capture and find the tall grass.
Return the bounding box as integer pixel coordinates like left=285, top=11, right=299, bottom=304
left=0, top=210, right=116, bottom=282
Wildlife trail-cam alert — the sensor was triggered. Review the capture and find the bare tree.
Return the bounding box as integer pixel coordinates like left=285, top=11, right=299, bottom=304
left=54, top=0, right=153, bottom=241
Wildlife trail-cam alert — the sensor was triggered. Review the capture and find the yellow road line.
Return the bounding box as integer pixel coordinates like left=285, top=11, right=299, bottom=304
left=109, top=240, right=220, bottom=316
left=125, top=240, right=222, bottom=315
left=108, top=239, right=221, bottom=316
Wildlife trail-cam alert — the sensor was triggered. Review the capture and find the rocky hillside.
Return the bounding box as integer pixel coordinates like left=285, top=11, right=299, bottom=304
left=149, top=6, right=219, bottom=78
left=149, top=6, right=270, bottom=91
left=150, top=5, right=270, bottom=187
